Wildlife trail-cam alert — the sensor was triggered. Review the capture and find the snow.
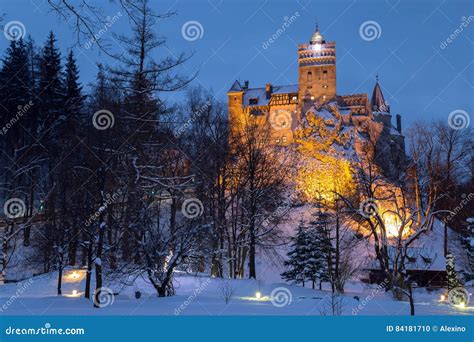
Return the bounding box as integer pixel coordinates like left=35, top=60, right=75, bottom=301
left=1, top=270, right=472, bottom=316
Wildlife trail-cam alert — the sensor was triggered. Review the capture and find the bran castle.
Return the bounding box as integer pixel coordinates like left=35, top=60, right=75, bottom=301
left=227, top=25, right=406, bottom=178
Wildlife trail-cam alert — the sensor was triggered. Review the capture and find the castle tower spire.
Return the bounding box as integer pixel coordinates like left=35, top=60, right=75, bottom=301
left=310, top=23, right=324, bottom=44
left=298, top=24, right=336, bottom=103
left=371, top=76, right=389, bottom=113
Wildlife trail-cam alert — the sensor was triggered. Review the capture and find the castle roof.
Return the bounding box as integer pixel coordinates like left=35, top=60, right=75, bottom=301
left=228, top=80, right=243, bottom=92
left=242, top=84, right=298, bottom=106
left=370, top=76, right=389, bottom=113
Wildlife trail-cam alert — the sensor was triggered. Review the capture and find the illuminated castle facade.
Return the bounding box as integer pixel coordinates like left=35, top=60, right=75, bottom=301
left=227, top=25, right=405, bottom=177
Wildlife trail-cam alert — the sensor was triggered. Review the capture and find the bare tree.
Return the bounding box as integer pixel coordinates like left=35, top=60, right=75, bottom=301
left=218, top=279, right=235, bottom=304
left=228, top=118, right=294, bottom=279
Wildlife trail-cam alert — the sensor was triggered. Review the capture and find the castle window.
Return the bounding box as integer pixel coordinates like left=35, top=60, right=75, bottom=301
left=307, top=72, right=312, bottom=82
left=275, top=138, right=280, bottom=144
left=249, top=98, right=258, bottom=105
left=323, top=70, right=328, bottom=81
left=282, top=136, right=288, bottom=143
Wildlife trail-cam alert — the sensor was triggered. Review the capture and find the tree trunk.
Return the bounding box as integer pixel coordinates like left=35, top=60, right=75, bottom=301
left=93, top=222, right=104, bottom=308
left=444, top=222, right=448, bottom=258
left=84, top=242, right=93, bottom=299
left=408, top=282, right=415, bottom=316
left=57, top=266, right=63, bottom=295
left=335, top=205, right=341, bottom=292
left=249, top=222, right=256, bottom=279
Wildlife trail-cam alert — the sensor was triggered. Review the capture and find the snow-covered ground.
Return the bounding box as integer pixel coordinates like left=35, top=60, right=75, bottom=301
left=1, top=270, right=472, bottom=316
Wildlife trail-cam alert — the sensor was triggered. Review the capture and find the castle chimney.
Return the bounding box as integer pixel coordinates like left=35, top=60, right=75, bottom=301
left=396, top=114, right=402, bottom=133
left=243, top=80, right=249, bottom=89
left=265, top=83, right=272, bottom=99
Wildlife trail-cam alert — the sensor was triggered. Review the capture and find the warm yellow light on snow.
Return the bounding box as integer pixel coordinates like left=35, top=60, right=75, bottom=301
left=64, top=269, right=85, bottom=283
left=255, top=291, right=262, bottom=300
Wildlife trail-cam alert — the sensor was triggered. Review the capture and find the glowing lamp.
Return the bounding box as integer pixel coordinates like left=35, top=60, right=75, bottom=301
left=439, top=294, right=446, bottom=301
left=457, top=302, right=466, bottom=309
left=255, top=291, right=261, bottom=300
left=71, top=271, right=79, bottom=279
left=72, top=290, right=78, bottom=296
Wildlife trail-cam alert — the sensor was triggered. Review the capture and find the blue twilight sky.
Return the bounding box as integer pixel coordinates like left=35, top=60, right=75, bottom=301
left=1, top=0, right=473, bottom=129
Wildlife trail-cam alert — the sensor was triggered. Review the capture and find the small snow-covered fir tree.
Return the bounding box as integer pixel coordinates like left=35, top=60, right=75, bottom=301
left=282, top=212, right=335, bottom=289
left=307, top=211, right=334, bottom=290
left=281, top=221, right=309, bottom=286
left=463, top=218, right=474, bottom=281
left=446, top=252, right=460, bottom=290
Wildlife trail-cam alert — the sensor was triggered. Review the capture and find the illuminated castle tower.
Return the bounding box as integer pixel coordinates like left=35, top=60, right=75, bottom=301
left=298, top=25, right=336, bottom=103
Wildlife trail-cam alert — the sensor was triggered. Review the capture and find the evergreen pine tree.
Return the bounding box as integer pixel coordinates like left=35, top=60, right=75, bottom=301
left=39, top=31, right=64, bottom=136
left=307, top=211, right=334, bottom=289
left=64, top=50, right=85, bottom=125
left=35, top=31, right=65, bottom=275
left=0, top=38, right=31, bottom=153
left=281, top=221, right=309, bottom=286
left=446, top=252, right=459, bottom=290
left=466, top=218, right=474, bottom=281
left=0, top=38, right=33, bottom=208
